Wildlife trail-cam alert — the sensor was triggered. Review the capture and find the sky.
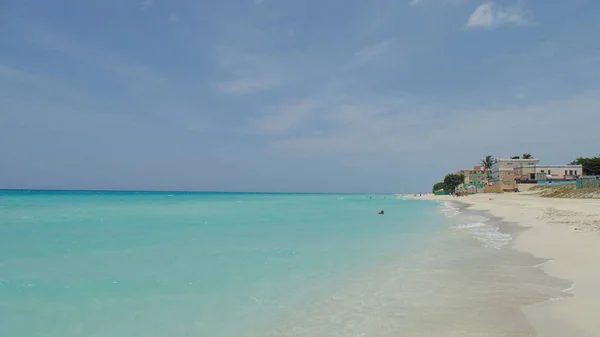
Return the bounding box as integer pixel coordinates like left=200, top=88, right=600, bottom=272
left=1, top=0, right=599, bottom=193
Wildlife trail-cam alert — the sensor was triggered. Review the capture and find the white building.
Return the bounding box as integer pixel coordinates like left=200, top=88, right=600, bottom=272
left=491, top=158, right=540, bottom=190
left=513, top=164, right=583, bottom=182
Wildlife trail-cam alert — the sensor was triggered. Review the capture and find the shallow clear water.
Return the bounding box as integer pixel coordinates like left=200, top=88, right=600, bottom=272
left=0, top=191, right=569, bottom=337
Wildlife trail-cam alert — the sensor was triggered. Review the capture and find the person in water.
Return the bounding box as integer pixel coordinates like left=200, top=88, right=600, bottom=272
left=378, top=210, right=384, bottom=215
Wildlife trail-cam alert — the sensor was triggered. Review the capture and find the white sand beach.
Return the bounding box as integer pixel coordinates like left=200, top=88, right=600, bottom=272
left=410, top=192, right=600, bottom=337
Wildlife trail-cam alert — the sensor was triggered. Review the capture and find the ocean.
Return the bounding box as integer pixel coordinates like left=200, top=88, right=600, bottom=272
left=0, top=191, right=570, bottom=337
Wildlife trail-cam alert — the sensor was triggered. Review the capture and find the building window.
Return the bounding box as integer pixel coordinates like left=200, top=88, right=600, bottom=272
left=541, top=170, right=545, bottom=173
left=565, top=170, right=568, bottom=175
left=548, top=170, right=552, bottom=174
left=569, top=170, right=574, bottom=175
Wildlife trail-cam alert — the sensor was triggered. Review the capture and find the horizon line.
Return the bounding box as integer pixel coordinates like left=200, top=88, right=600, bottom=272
left=0, top=188, right=397, bottom=195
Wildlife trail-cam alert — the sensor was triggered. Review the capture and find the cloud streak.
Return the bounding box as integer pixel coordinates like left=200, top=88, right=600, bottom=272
left=0, top=65, right=50, bottom=87
left=140, top=0, right=153, bottom=8
left=2, top=0, right=599, bottom=193
left=214, top=46, right=284, bottom=94
left=217, top=78, right=281, bottom=94
left=466, top=2, right=531, bottom=29
left=251, top=100, right=318, bottom=133
left=268, top=91, right=600, bottom=159
left=168, top=13, right=180, bottom=23
left=20, top=23, right=166, bottom=93
left=409, top=0, right=467, bottom=6
left=352, top=38, right=397, bottom=66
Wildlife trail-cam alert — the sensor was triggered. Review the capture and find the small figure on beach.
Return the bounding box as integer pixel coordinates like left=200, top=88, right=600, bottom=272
left=378, top=210, right=384, bottom=215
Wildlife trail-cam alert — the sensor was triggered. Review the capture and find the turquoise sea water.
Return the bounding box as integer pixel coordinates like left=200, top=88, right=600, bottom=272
left=0, top=191, right=568, bottom=336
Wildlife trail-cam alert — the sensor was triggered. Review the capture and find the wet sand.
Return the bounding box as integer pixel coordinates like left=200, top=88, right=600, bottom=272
left=409, top=192, right=600, bottom=337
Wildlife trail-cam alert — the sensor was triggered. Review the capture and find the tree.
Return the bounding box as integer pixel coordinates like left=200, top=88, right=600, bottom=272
left=572, top=156, right=600, bottom=176
left=480, top=155, right=494, bottom=180
left=443, top=173, right=465, bottom=192
left=480, top=155, right=494, bottom=171
left=522, top=153, right=534, bottom=159
left=432, top=182, right=445, bottom=193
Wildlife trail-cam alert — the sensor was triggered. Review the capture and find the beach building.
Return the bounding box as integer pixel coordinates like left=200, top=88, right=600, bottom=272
left=459, top=166, right=489, bottom=185
left=514, top=164, right=583, bottom=182
left=491, top=158, right=540, bottom=191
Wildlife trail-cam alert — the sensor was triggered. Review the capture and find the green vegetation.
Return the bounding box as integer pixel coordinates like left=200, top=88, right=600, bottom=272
left=431, top=174, right=465, bottom=193
left=531, top=184, right=600, bottom=199
left=432, top=182, right=445, bottom=193
left=571, top=156, right=600, bottom=176
left=507, top=154, right=534, bottom=159
left=443, top=173, right=465, bottom=192
left=480, top=155, right=494, bottom=180
left=480, top=155, right=494, bottom=171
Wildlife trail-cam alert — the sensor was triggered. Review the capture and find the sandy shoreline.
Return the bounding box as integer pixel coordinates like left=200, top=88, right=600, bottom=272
left=409, top=192, right=600, bottom=337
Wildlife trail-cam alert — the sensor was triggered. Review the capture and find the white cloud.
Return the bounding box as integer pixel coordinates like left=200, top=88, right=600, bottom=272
left=353, top=38, right=396, bottom=66
left=266, top=91, right=600, bottom=159
left=168, top=13, right=180, bottom=23
left=218, top=78, right=281, bottom=94
left=252, top=100, right=318, bottom=133
left=21, top=25, right=166, bottom=93
left=466, top=2, right=531, bottom=29
left=214, top=46, right=283, bottom=94
left=409, top=0, right=467, bottom=6
left=0, top=65, right=48, bottom=86
left=467, top=3, right=495, bottom=28
left=10, top=22, right=209, bottom=131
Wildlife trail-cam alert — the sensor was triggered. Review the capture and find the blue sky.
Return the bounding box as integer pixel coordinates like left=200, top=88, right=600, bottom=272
left=1, top=0, right=599, bottom=193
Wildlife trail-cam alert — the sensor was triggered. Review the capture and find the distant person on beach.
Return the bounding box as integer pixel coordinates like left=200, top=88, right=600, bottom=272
left=378, top=210, right=384, bottom=215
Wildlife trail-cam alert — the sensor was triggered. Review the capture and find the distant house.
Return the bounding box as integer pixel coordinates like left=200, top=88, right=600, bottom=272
left=460, top=166, right=488, bottom=185
left=491, top=158, right=540, bottom=191
left=514, top=164, right=583, bottom=182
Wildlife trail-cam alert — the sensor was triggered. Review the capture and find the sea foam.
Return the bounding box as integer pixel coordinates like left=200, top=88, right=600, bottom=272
left=440, top=201, right=512, bottom=249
